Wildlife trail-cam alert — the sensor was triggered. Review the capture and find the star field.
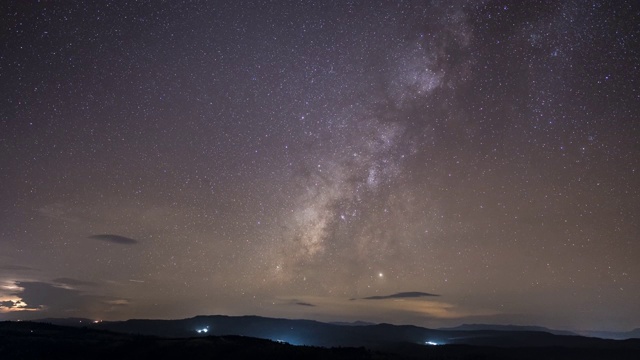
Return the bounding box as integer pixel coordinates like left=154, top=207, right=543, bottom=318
left=1, top=1, right=639, bottom=331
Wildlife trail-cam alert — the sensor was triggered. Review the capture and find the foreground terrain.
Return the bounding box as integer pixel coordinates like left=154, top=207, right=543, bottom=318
left=2, top=319, right=640, bottom=360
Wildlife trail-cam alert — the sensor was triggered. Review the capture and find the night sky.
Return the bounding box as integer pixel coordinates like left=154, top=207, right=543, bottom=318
left=1, top=1, right=639, bottom=332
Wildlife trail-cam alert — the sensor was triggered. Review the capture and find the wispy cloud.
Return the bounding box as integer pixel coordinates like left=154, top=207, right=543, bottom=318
left=89, top=234, right=139, bottom=245
left=278, top=294, right=495, bottom=322
left=53, top=278, right=99, bottom=287
left=1, top=281, right=130, bottom=316
left=295, top=301, right=316, bottom=307
left=352, top=291, right=440, bottom=300
left=104, top=299, right=130, bottom=306
left=0, top=264, right=38, bottom=271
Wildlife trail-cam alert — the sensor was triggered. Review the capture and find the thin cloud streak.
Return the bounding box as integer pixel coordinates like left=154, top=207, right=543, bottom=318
left=89, top=234, right=139, bottom=245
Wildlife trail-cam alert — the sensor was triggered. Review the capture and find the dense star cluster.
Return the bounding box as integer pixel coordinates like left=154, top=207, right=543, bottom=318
left=1, top=1, right=639, bottom=331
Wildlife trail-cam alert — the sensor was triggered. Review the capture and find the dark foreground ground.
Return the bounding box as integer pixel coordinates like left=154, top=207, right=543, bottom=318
left=1, top=321, right=639, bottom=360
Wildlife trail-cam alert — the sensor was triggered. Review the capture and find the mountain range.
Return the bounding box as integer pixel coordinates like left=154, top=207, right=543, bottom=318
left=3, top=316, right=640, bottom=359
left=32, top=315, right=640, bottom=348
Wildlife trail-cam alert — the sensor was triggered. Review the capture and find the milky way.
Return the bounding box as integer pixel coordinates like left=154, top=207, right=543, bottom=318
left=1, top=1, right=639, bottom=331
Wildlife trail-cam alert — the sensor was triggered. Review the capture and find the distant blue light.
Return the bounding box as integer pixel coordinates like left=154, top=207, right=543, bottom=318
left=270, top=336, right=303, bottom=346
left=196, top=326, right=209, bottom=334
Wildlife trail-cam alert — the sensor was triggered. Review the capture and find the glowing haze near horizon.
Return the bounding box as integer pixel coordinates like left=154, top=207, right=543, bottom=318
left=1, top=1, right=639, bottom=331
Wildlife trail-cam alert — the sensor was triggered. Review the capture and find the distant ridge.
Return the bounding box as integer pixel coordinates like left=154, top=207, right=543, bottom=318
left=329, top=321, right=376, bottom=326
left=5, top=320, right=640, bottom=359
left=31, top=318, right=95, bottom=327
left=29, top=315, right=640, bottom=350
left=577, top=328, right=640, bottom=340
left=439, top=323, right=577, bottom=336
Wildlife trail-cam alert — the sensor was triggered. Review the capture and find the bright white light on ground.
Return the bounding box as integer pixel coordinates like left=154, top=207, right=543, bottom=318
left=425, top=341, right=439, bottom=346
left=196, top=326, right=209, bottom=334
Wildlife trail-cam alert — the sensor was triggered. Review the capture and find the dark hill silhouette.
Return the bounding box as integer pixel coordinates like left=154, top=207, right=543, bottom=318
left=3, top=320, right=640, bottom=360
left=32, top=317, right=95, bottom=327
left=0, top=321, right=371, bottom=360
left=32, top=315, right=640, bottom=350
